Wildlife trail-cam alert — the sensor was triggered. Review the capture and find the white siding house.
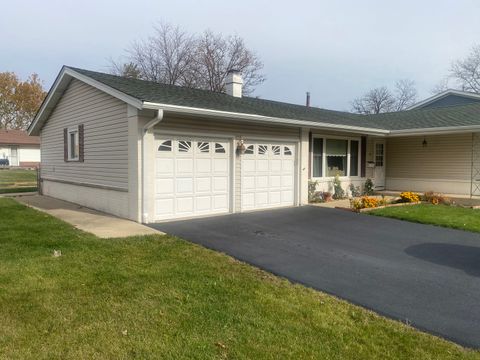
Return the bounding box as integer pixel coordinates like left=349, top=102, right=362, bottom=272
left=28, top=67, right=480, bottom=223
left=0, top=130, right=40, bottom=167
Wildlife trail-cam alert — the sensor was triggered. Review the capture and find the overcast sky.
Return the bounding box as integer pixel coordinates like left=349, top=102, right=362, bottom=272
left=1, top=0, right=479, bottom=111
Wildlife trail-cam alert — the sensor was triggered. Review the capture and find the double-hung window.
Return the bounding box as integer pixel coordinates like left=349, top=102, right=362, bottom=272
left=312, top=136, right=361, bottom=178
left=68, top=127, right=80, bottom=161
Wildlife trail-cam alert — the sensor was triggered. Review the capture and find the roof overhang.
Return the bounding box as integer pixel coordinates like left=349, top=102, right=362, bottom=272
left=28, top=66, right=143, bottom=136
left=142, top=101, right=390, bottom=136
left=407, top=89, right=480, bottom=110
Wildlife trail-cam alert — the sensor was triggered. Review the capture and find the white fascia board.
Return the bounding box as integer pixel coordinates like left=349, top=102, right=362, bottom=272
left=28, top=67, right=143, bottom=136
left=389, top=125, right=480, bottom=137
left=407, top=89, right=480, bottom=110
left=142, top=101, right=389, bottom=136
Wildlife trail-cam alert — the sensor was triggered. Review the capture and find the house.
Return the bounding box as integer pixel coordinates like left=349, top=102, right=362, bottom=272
left=0, top=130, right=40, bottom=167
left=28, top=66, right=480, bottom=223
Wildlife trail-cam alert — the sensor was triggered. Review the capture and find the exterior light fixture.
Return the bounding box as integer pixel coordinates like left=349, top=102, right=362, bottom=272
left=237, top=138, right=246, bottom=154
left=422, top=137, right=427, bottom=147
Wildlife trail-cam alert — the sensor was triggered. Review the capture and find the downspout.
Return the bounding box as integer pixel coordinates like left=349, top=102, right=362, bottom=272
left=141, top=109, right=164, bottom=223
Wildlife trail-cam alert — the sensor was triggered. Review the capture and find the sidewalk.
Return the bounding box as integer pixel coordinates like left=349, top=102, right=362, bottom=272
left=14, top=194, right=163, bottom=238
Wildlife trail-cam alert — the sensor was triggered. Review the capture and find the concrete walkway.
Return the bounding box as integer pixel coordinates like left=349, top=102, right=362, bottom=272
left=14, top=195, right=163, bottom=238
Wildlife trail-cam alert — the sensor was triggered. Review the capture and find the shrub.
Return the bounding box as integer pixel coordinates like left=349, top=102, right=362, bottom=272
left=308, top=180, right=323, bottom=203
left=349, top=183, right=361, bottom=197
left=400, top=191, right=420, bottom=203
left=351, top=196, right=380, bottom=210
left=363, top=178, right=374, bottom=195
left=423, top=191, right=450, bottom=205
left=333, top=174, right=345, bottom=200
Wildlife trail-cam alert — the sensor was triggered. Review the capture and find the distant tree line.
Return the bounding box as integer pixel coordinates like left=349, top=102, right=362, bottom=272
left=351, top=44, right=480, bottom=114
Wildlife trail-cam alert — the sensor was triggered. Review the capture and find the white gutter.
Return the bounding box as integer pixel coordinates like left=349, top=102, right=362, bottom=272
left=389, top=124, right=480, bottom=137
left=142, top=109, right=164, bottom=223
left=143, top=101, right=390, bottom=136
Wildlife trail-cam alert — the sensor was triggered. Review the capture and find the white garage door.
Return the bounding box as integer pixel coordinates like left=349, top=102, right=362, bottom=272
left=241, top=142, right=295, bottom=211
left=155, top=136, right=230, bottom=220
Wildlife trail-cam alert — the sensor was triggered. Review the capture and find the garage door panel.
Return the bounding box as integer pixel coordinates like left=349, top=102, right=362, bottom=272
left=282, top=175, right=293, bottom=187
left=196, top=158, right=211, bottom=173
left=270, top=175, right=281, bottom=187
left=269, top=191, right=281, bottom=204
left=213, top=195, right=228, bottom=210
left=257, top=159, right=269, bottom=171
left=156, top=158, right=174, bottom=175
left=155, top=198, right=174, bottom=216
left=282, top=159, right=294, bottom=171
left=243, top=159, right=255, bottom=172
left=256, top=175, right=269, bottom=188
left=176, top=178, right=194, bottom=194
left=176, top=158, right=194, bottom=173
left=213, top=158, right=229, bottom=172
left=241, top=142, right=295, bottom=211
left=270, top=159, right=282, bottom=171
left=156, top=178, right=174, bottom=195
left=213, top=177, right=228, bottom=192
left=155, top=137, right=230, bottom=221
left=282, top=190, right=293, bottom=202
left=195, top=196, right=211, bottom=211
left=195, top=177, right=211, bottom=192
left=176, top=197, right=194, bottom=214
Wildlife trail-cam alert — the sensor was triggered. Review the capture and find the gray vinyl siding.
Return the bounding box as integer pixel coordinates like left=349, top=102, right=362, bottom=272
left=40, top=79, right=129, bottom=190
left=155, top=115, right=300, bottom=212
left=386, top=134, right=472, bottom=180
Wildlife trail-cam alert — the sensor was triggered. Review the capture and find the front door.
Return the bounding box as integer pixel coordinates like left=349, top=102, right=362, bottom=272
left=374, top=141, right=385, bottom=190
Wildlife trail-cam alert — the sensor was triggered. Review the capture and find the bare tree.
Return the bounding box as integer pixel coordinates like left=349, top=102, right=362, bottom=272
left=430, top=77, right=450, bottom=95
left=109, top=22, right=265, bottom=95
left=109, top=61, right=142, bottom=79
left=450, top=44, right=480, bottom=93
left=351, top=80, right=417, bottom=114
left=195, top=30, right=265, bottom=94
left=393, top=79, right=418, bottom=111
left=351, top=86, right=396, bottom=114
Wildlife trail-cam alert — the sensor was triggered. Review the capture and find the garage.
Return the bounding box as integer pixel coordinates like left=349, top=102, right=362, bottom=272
left=154, top=136, right=231, bottom=221
left=241, top=141, right=296, bottom=211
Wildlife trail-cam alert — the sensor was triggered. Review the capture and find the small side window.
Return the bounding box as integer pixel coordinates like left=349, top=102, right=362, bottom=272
left=158, top=140, right=172, bottom=152
left=67, top=127, right=79, bottom=160
left=215, top=143, right=226, bottom=153
left=258, top=145, right=268, bottom=155
left=244, top=145, right=254, bottom=154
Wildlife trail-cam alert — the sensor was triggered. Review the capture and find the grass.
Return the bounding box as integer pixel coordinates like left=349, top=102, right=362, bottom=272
left=369, top=204, right=480, bottom=233
left=0, top=198, right=478, bottom=359
left=0, top=169, right=37, bottom=192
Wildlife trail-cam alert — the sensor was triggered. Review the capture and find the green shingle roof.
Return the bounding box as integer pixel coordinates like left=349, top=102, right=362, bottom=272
left=69, top=67, right=480, bottom=132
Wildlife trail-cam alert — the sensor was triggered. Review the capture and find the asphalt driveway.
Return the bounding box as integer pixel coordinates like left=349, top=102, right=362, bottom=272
left=150, top=206, right=480, bottom=348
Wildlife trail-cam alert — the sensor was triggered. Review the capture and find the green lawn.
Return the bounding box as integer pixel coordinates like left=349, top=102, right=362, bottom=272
left=369, top=204, right=480, bottom=233
left=0, top=169, right=37, bottom=193
left=0, top=198, right=478, bottom=359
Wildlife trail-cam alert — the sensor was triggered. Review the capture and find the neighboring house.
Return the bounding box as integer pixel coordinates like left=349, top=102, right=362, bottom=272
left=407, top=89, right=480, bottom=109
left=28, top=66, right=480, bottom=223
left=0, top=130, right=40, bottom=167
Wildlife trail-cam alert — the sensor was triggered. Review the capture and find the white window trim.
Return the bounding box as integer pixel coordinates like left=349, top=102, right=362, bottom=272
left=67, top=126, right=80, bottom=161
left=311, top=135, right=362, bottom=180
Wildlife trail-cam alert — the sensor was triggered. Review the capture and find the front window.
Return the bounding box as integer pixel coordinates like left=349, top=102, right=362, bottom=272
left=68, top=128, right=79, bottom=161
left=326, top=139, right=348, bottom=177
left=312, top=136, right=360, bottom=178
